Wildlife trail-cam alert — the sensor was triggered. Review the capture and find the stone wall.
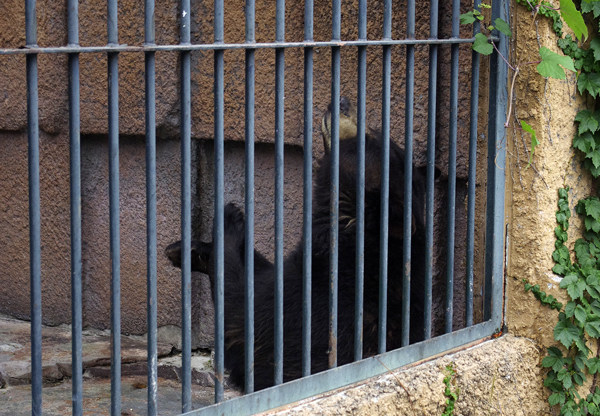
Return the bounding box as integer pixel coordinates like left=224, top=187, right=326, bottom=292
left=0, top=0, right=481, bottom=343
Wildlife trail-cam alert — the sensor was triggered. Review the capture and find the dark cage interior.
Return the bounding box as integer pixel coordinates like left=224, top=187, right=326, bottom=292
left=0, top=0, right=507, bottom=414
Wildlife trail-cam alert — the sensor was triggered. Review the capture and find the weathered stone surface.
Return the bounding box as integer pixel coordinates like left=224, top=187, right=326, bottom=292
left=0, top=315, right=172, bottom=387
left=0, top=376, right=241, bottom=416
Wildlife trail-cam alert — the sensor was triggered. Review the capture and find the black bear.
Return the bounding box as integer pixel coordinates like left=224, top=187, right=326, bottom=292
left=165, top=97, right=427, bottom=391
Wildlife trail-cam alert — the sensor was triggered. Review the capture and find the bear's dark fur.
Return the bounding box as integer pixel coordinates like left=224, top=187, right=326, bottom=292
left=165, top=100, right=427, bottom=391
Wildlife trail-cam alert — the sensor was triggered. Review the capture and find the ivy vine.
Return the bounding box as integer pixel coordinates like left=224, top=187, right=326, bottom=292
left=442, top=363, right=460, bottom=416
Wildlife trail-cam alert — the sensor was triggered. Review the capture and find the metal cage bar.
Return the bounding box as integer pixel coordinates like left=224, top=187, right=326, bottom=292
left=466, top=0, right=482, bottom=328
left=244, top=0, right=256, bottom=395
left=26, top=0, right=42, bottom=414
left=302, top=0, right=314, bottom=378
left=0, top=37, right=488, bottom=55
left=402, top=0, right=416, bottom=348
left=485, top=0, right=508, bottom=324
left=107, top=0, right=121, bottom=413
left=144, top=0, right=158, bottom=412
left=328, top=0, right=341, bottom=370
left=214, top=0, right=226, bottom=404
left=378, top=0, right=392, bottom=355
left=424, top=0, right=439, bottom=342
left=274, top=0, right=285, bottom=386
left=67, top=0, right=83, bottom=412
left=354, top=0, right=367, bottom=362
left=180, top=0, right=193, bottom=410
left=445, top=0, right=461, bottom=334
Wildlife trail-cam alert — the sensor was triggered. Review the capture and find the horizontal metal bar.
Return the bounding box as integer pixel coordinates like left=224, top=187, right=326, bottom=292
left=182, top=320, right=500, bottom=416
left=0, top=37, right=488, bottom=55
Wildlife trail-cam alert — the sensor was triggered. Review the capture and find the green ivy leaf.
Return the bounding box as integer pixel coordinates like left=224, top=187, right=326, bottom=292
left=553, top=264, right=567, bottom=276
left=560, top=273, right=578, bottom=288
left=591, top=150, right=600, bottom=169
left=559, top=0, right=588, bottom=41
left=575, top=240, right=591, bottom=263
left=578, top=73, right=600, bottom=98
left=521, top=120, right=539, bottom=168
left=585, top=198, right=600, bottom=221
left=544, top=371, right=564, bottom=392
left=460, top=11, right=476, bottom=25
left=593, top=386, right=600, bottom=404
left=566, top=301, right=577, bottom=317
left=554, top=317, right=581, bottom=348
left=549, top=392, right=566, bottom=406
left=575, top=110, right=600, bottom=135
left=586, top=319, right=600, bottom=338
left=555, top=226, right=568, bottom=242
left=588, top=357, right=600, bottom=374
left=591, top=38, right=600, bottom=62
left=591, top=300, right=600, bottom=316
left=581, top=0, right=600, bottom=18
left=494, top=18, right=512, bottom=37
left=472, top=32, right=493, bottom=55
left=574, top=351, right=588, bottom=370
left=575, top=304, right=587, bottom=324
left=584, top=158, right=600, bottom=177
left=554, top=244, right=571, bottom=264
left=575, top=336, right=589, bottom=354
left=575, top=279, right=588, bottom=300
left=585, top=217, right=600, bottom=233
left=559, top=188, right=569, bottom=199
left=537, top=46, right=576, bottom=80
left=556, top=211, right=567, bottom=224
left=573, top=371, right=586, bottom=386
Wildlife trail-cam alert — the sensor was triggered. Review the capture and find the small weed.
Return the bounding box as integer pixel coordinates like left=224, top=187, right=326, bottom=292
left=442, top=363, right=459, bottom=416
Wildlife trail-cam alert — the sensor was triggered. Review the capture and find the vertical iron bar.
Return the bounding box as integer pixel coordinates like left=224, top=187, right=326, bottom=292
left=466, top=0, right=481, bottom=328
left=68, top=0, right=82, bottom=413
left=107, top=0, right=121, bottom=412
left=214, top=0, right=225, bottom=403
left=445, top=0, right=460, bottom=334
left=244, top=0, right=256, bottom=395
left=274, top=0, right=285, bottom=386
left=485, top=0, right=508, bottom=325
left=379, top=0, right=391, bottom=355
left=26, top=0, right=42, bottom=413
left=302, top=0, right=314, bottom=378
left=145, top=0, right=158, bottom=412
left=354, top=0, right=367, bottom=362
left=424, top=0, right=439, bottom=341
left=402, top=0, right=415, bottom=347
left=180, top=0, right=192, bottom=409
left=329, top=0, right=341, bottom=370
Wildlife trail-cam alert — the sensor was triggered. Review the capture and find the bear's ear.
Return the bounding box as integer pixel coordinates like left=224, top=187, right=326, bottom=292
left=415, top=165, right=442, bottom=180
